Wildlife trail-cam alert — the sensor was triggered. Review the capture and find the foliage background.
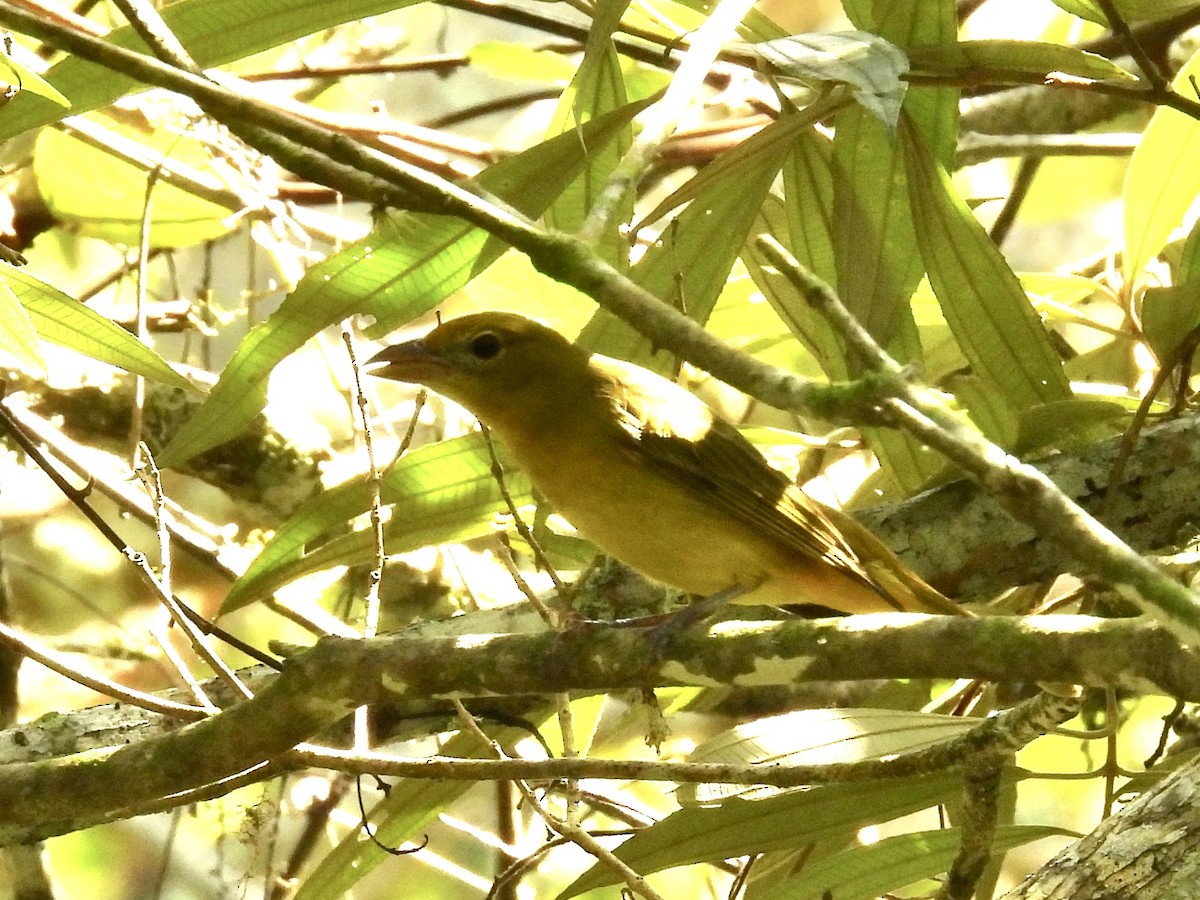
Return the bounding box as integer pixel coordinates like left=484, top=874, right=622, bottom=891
left=1, top=0, right=1199, bottom=897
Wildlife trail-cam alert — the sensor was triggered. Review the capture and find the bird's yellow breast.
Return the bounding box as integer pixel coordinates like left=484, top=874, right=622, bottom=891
left=498, top=417, right=897, bottom=613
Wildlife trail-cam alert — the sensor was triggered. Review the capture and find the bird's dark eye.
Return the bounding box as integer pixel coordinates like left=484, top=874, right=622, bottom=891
left=469, top=331, right=504, bottom=360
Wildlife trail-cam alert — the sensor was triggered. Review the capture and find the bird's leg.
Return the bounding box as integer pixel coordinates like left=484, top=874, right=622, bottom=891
left=643, top=582, right=759, bottom=659
left=595, top=583, right=754, bottom=629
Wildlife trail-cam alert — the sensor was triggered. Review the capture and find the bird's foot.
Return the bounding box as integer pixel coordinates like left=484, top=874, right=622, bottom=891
left=644, top=584, right=752, bottom=661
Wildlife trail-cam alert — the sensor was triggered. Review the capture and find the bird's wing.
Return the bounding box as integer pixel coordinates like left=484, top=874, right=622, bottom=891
left=590, top=356, right=876, bottom=586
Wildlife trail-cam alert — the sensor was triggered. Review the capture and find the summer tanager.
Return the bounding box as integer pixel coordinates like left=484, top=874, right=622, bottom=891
left=366, top=312, right=958, bottom=616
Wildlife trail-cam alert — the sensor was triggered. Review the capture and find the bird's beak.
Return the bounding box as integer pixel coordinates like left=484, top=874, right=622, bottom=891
left=364, top=339, right=446, bottom=384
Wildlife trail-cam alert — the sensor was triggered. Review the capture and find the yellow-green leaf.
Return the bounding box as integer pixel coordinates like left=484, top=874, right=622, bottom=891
left=0, top=276, right=43, bottom=374
left=910, top=40, right=1135, bottom=84
left=1123, top=45, right=1200, bottom=282
left=902, top=119, right=1070, bottom=412
left=0, top=50, right=68, bottom=106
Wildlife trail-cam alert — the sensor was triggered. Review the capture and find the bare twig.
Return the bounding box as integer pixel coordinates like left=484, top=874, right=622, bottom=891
left=0, top=618, right=207, bottom=720
left=451, top=699, right=666, bottom=900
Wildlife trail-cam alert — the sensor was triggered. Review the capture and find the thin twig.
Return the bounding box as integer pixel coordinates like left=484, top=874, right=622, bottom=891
left=291, top=688, right=1082, bottom=786
left=0, top=619, right=208, bottom=720
left=1094, top=0, right=1168, bottom=91
left=134, top=442, right=216, bottom=710
left=451, top=700, right=666, bottom=900
left=755, top=235, right=1200, bottom=643
left=0, top=401, right=255, bottom=697
left=342, top=326, right=385, bottom=754
left=579, top=0, right=757, bottom=243
left=109, top=0, right=201, bottom=74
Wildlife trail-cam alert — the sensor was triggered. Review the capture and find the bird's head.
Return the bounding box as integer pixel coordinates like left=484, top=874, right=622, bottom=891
left=365, top=312, right=597, bottom=427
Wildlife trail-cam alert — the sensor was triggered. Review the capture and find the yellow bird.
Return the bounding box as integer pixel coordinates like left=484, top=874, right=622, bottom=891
left=366, top=312, right=958, bottom=616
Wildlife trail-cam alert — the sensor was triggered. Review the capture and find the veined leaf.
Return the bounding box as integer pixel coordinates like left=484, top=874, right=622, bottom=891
left=159, top=99, right=653, bottom=467
left=544, top=0, right=633, bottom=263
left=901, top=118, right=1070, bottom=412
left=4, top=267, right=195, bottom=390
left=0, top=0, right=428, bottom=141
left=577, top=113, right=796, bottom=369
left=222, top=434, right=531, bottom=613
left=0, top=276, right=43, bottom=374
left=559, top=772, right=960, bottom=898
left=756, top=824, right=1074, bottom=900
left=681, top=708, right=978, bottom=804
left=35, top=121, right=234, bottom=248
left=1123, top=45, right=1200, bottom=282
left=752, top=31, right=909, bottom=127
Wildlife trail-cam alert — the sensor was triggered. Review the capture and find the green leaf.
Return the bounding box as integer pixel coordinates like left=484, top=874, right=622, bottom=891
left=752, top=31, right=909, bottom=127
left=1178, top=211, right=1200, bottom=284
left=1016, top=398, right=1129, bottom=455
left=577, top=113, right=796, bottom=369
left=466, top=41, right=577, bottom=83
left=757, top=126, right=943, bottom=495
left=294, top=730, right=529, bottom=899
left=680, top=708, right=978, bottom=805
left=3, top=267, right=195, bottom=390
left=830, top=102, right=947, bottom=493
left=831, top=104, right=923, bottom=359
left=847, top=0, right=958, bottom=167
left=756, top=824, right=1074, bottom=900
left=1050, top=0, right=1200, bottom=24
left=34, top=121, right=234, bottom=248
left=559, top=772, right=961, bottom=898
left=0, top=0, right=429, bottom=141
left=0, top=48, right=68, bottom=106
left=544, top=0, right=632, bottom=262
left=222, top=434, right=531, bottom=613
left=910, top=40, right=1135, bottom=84
left=0, top=276, right=43, bottom=374
left=947, top=374, right=1021, bottom=448
left=159, top=99, right=653, bottom=467
left=1141, top=283, right=1200, bottom=362
left=901, top=118, right=1071, bottom=413
left=1123, top=44, right=1200, bottom=282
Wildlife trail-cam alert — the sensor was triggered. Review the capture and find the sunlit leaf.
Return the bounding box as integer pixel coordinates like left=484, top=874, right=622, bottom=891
left=756, top=825, right=1075, bottom=900
left=753, top=32, right=908, bottom=126
left=159, top=99, right=653, bottom=467
left=223, top=434, right=531, bottom=613
left=680, top=708, right=977, bottom=804
left=0, top=49, right=68, bottom=106
left=560, top=772, right=960, bottom=898
left=0, top=276, right=43, bottom=374
left=577, top=114, right=796, bottom=369
left=0, top=0, right=429, bottom=141
left=3, top=267, right=195, bottom=390
left=35, top=121, right=234, bottom=248
left=1122, top=45, right=1200, bottom=282
left=544, top=0, right=632, bottom=262
left=466, top=41, right=577, bottom=83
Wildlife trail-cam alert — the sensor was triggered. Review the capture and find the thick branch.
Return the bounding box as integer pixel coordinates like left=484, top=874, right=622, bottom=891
left=0, top=613, right=1194, bottom=844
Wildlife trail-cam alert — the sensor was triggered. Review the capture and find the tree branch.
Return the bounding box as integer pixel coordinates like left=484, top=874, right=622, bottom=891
left=0, top=612, right=1192, bottom=844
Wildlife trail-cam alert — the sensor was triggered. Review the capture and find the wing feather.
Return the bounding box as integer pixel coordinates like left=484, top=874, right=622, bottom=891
left=590, top=355, right=878, bottom=589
